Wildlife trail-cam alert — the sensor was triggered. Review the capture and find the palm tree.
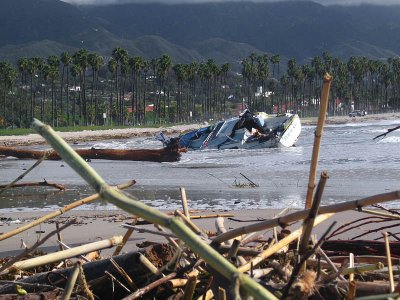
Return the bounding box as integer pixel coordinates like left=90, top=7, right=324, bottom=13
left=70, top=64, right=82, bottom=125
left=141, top=59, right=149, bottom=125
left=17, top=57, right=29, bottom=126
left=112, top=47, right=128, bottom=125
left=156, top=54, right=172, bottom=123
left=128, top=56, right=146, bottom=125
left=0, top=62, right=17, bottom=127
left=173, top=63, right=187, bottom=122
left=270, top=54, right=281, bottom=79
left=88, top=53, right=104, bottom=125
left=186, top=62, right=198, bottom=120
left=220, top=63, right=230, bottom=116
left=47, top=55, right=60, bottom=126
left=107, top=58, right=117, bottom=125
left=257, top=54, right=269, bottom=111
left=60, top=51, right=72, bottom=125
left=26, top=57, right=44, bottom=120
left=72, top=49, right=89, bottom=125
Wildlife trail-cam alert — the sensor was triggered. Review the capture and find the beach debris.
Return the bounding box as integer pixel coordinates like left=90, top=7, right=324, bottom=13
left=0, top=139, right=181, bottom=162
left=0, top=180, right=135, bottom=242
left=233, top=173, right=259, bottom=188
left=0, top=180, right=65, bottom=191
left=373, top=124, right=400, bottom=140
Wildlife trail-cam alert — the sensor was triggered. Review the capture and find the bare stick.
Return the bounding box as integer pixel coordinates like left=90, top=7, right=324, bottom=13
left=122, top=224, right=176, bottom=238
left=0, top=180, right=135, bottom=242
left=373, top=125, right=400, bottom=140
left=182, top=275, right=198, bottom=300
left=174, top=209, right=205, bottom=237
left=213, top=190, right=400, bottom=244
left=105, top=270, right=131, bottom=293
left=180, top=187, right=190, bottom=218
left=305, top=73, right=332, bottom=208
left=317, top=247, right=346, bottom=281
left=0, top=152, right=47, bottom=196
left=238, top=213, right=334, bottom=272
left=122, top=272, right=177, bottom=300
left=347, top=253, right=355, bottom=300
left=349, top=253, right=355, bottom=282
left=299, top=171, right=329, bottom=255
left=281, top=221, right=336, bottom=299
left=57, top=240, right=90, bottom=262
left=383, top=232, right=395, bottom=292
left=5, top=236, right=123, bottom=272
left=138, top=253, right=160, bottom=276
left=0, top=180, right=65, bottom=190
left=109, top=257, right=137, bottom=290
left=191, top=214, right=235, bottom=219
left=239, top=173, right=259, bottom=187
left=218, top=287, right=227, bottom=300
left=113, top=218, right=137, bottom=256
left=0, top=219, right=76, bottom=274
left=61, top=262, right=81, bottom=300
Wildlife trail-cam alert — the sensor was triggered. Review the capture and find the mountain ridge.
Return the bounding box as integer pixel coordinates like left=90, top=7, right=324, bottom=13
left=0, top=0, right=399, bottom=65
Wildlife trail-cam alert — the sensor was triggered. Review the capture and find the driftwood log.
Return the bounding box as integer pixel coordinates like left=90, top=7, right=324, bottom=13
left=322, top=239, right=400, bottom=257
left=0, top=244, right=175, bottom=300
left=0, top=140, right=180, bottom=163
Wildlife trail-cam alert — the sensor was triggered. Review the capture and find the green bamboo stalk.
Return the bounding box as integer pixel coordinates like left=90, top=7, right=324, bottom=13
left=31, top=119, right=277, bottom=300
left=340, top=262, right=384, bottom=276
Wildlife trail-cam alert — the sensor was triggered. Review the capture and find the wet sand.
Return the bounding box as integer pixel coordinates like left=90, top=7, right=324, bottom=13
left=0, top=207, right=393, bottom=257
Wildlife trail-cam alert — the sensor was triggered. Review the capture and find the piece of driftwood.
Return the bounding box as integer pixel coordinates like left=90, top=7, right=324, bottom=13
left=212, top=190, right=400, bottom=244
left=4, top=236, right=123, bottom=273
left=0, top=180, right=65, bottom=191
left=0, top=180, right=135, bottom=242
left=0, top=290, right=64, bottom=299
left=0, top=219, right=76, bottom=274
left=0, top=142, right=181, bottom=162
left=321, top=240, right=400, bottom=257
left=0, top=244, right=175, bottom=299
left=0, top=154, right=46, bottom=196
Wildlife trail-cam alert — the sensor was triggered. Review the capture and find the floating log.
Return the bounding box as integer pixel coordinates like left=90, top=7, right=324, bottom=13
left=0, top=141, right=181, bottom=163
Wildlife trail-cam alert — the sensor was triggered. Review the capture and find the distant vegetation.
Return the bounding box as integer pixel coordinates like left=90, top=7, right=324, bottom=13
left=1, top=48, right=400, bottom=129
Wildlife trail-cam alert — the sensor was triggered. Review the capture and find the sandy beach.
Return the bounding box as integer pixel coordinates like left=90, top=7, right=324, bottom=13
left=1, top=112, right=399, bottom=147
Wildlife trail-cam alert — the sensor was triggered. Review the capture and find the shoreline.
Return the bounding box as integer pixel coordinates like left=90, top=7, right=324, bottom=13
left=1, top=112, right=399, bottom=147
left=0, top=208, right=390, bottom=256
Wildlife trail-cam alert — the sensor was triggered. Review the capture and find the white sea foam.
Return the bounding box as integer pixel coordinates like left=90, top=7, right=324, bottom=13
left=377, top=136, right=400, bottom=144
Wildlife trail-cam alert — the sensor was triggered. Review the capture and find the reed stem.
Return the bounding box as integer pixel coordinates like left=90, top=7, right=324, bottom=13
left=305, top=73, right=332, bottom=208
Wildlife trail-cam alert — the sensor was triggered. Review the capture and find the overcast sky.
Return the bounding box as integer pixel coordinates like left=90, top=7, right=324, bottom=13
left=61, top=0, right=400, bottom=6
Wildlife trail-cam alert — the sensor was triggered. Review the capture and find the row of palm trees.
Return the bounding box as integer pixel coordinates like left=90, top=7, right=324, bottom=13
left=1, top=48, right=400, bottom=128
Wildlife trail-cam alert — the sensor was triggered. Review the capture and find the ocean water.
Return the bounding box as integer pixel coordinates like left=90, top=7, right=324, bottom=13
left=0, top=119, right=399, bottom=212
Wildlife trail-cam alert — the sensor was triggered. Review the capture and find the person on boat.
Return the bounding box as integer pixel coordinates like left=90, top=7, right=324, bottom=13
left=230, top=108, right=266, bottom=138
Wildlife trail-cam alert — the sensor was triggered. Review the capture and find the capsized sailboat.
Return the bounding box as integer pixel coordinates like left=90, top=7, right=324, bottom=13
left=177, top=110, right=301, bottom=150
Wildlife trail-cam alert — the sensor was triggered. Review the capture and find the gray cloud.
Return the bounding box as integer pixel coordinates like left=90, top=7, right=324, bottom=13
left=61, top=0, right=400, bottom=6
